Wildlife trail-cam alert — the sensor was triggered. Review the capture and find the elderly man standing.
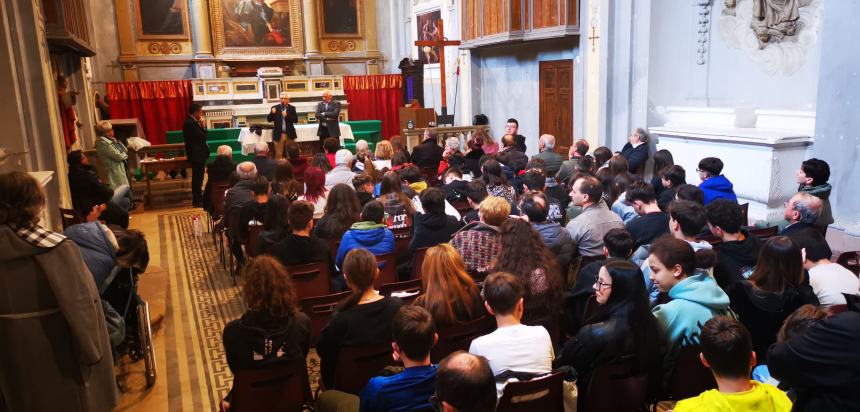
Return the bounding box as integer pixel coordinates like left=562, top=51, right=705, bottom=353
left=779, top=192, right=822, bottom=236
left=325, top=149, right=356, bottom=189
left=532, top=134, right=564, bottom=176
left=267, top=91, right=298, bottom=159
left=565, top=175, right=625, bottom=258
left=316, top=90, right=341, bottom=148
left=183, top=103, right=210, bottom=207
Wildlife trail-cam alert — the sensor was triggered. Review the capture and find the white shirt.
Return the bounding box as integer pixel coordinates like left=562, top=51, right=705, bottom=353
left=808, top=263, right=860, bottom=307
left=469, top=323, right=554, bottom=398
left=299, top=192, right=328, bottom=219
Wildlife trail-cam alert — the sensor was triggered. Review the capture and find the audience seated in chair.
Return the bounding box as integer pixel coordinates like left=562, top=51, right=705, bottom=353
left=769, top=301, right=860, bottom=411
left=673, top=317, right=792, bottom=412
left=203, top=145, right=236, bottom=213
left=790, top=228, right=860, bottom=309
left=359, top=306, right=439, bottom=412
left=780, top=192, right=821, bottom=236
left=67, top=149, right=131, bottom=217
left=220, top=256, right=311, bottom=412
left=410, top=187, right=462, bottom=253
left=796, top=158, right=834, bottom=232
left=441, top=167, right=468, bottom=203
left=251, top=142, right=277, bottom=180
left=650, top=149, right=675, bottom=201
left=705, top=199, right=762, bottom=290
left=314, top=183, right=361, bottom=242
left=415, top=244, right=487, bottom=327
left=566, top=175, right=625, bottom=258
left=237, top=176, right=270, bottom=244
left=352, top=174, right=375, bottom=207
left=317, top=249, right=404, bottom=389
left=439, top=137, right=466, bottom=176
left=468, top=272, right=554, bottom=398
left=326, top=149, right=356, bottom=190
left=299, top=167, right=329, bottom=219
left=434, top=351, right=497, bottom=412
left=521, top=169, right=564, bottom=225
left=335, top=201, right=395, bottom=268
left=555, top=138, right=591, bottom=186
left=256, top=194, right=289, bottom=255
left=284, top=142, right=309, bottom=179
left=451, top=196, right=509, bottom=277
left=532, top=134, right=564, bottom=176
left=497, top=134, right=528, bottom=175
left=624, top=181, right=670, bottom=249
left=411, top=129, right=443, bottom=171
left=632, top=200, right=714, bottom=304
left=697, top=157, right=738, bottom=205
left=481, top=159, right=517, bottom=206
left=619, top=127, right=650, bottom=176
left=271, top=159, right=303, bottom=202
left=270, top=200, right=338, bottom=290
left=726, top=236, right=819, bottom=364
left=649, top=237, right=731, bottom=375
left=379, top=171, right=416, bottom=228
left=520, top=191, right=573, bottom=277
left=460, top=180, right=487, bottom=225
left=657, top=165, right=687, bottom=211
left=555, top=260, right=665, bottom=392
left=224, top=162, right=259, bottom=216
left=492, top=218, right=563, bottom=329
left=567, top=229, right=635, bottom=334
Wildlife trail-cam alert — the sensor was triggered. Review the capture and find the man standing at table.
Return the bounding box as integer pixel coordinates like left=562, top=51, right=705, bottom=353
left=183, top=103, right=210, bottom=207
left=315, top=90, right=341, bottom=150
left=267, top=91, right=298, bottom=159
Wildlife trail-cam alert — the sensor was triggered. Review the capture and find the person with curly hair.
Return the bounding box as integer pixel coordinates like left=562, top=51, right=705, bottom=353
left=221, top=256, right=311, bottom=411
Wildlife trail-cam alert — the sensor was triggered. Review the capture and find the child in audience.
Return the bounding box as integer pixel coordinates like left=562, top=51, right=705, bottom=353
left=352, top=173, right=375, bottom=207
left=379, top=171, right=415, bottom=227
left=796, top=158, right=834, bottom=232
left=359, top=306, right=438, bottom=412
left=649, top=237, right=731, bottom=365
left=313, top=183, right=361, bottom=242
left=317, top=249, right=404, bottom=389
left=727, top=236, right=819, bottom=364
left=335, top=201, right=395, bottom=268
left=658, top=165, right=686, bottom=211
left=705, top=199, right=762, bottom=290
left=790, top=228, right=860, bottom=308
left=555, top=260, right=665, bottom=393
left=415, top=244, right=486, bottom=326
left=469, top=272, right=554, bottom=398
left=269, top=200, right=339, bottom=290
left=221, top=256, right=311, bottom=412
left=697, top=157, right=738, bottom=205
left=673, top=317, right=792, bottom=412
left=461, top=180, right=487, bottom=224
left=624, top=181, right=670, bottom=248
left=410, top=187, right=462, bottom=252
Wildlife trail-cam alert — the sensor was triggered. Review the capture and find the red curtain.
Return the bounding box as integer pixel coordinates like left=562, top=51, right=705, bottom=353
left=343, top=74, right=403, bottom=140
left=106, top=80, right=193, bottom=145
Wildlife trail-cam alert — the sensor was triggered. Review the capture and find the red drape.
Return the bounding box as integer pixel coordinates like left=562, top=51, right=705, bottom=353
left=343, top=74, right=403, bottom=140
left=106, top=80, right=193, bottom=145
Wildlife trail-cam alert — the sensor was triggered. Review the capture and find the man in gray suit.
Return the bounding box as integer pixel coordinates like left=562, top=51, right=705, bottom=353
left=315, top=90, right=341, bottom=145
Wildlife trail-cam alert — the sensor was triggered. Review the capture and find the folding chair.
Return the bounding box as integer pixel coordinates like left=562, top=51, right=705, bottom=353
left=230, top=358, right=312, bottom=412
left=497, top=372, right=564, bottom=412
left=332, top=342, right=397, bottom=395
left=286, top=261, right=332, bottom=299
left=379, top=278, right=423, bottom=304
left=300, top=291, right=351, bottom=346
left=374, top=252, right=398, bottom=287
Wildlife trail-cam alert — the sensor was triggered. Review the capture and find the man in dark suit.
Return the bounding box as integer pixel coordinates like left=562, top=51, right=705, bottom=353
left=780, top=192, right=821, bottom=236
left=266, top=91, right=298, bottom=159
left=411, top=128, right=443, bottom=170
left=315, top=90, right=341, bottom=147
left=183, top=103, right=210, bottom=207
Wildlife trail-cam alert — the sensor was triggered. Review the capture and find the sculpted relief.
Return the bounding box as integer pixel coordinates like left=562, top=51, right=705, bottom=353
left=723, top=0, right=813, bottom=48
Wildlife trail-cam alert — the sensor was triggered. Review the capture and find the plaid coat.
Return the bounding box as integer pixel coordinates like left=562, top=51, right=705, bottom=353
left=450, top=222, right=500, bottom=275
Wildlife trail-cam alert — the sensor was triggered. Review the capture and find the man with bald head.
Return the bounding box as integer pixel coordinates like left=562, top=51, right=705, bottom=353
left=316, top=90, right=341, bottom=148
left=780, top=191, right=822, bottom=236
left=497, top=134, right=528, bottom=174
left=251, top=142, right=277, bottom=180
left=533, top=134, right=564, bottom=175
left=435, top=351, right=496, bottom=412
left=224, top=161, right=258, bottom=214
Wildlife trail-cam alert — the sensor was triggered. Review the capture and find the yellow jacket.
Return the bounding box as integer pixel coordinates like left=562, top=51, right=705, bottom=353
left=673, top=381, right=791, bottom=412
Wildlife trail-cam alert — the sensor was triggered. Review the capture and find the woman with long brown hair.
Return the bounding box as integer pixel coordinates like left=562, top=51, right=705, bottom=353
left=491, top=218, right=563, bottom=326
left=379, top=171, right=415, bottom=226
left=221, top=255, right=310, bottom=409
left=313, top=183, right=361, bottom=241
left=271, top=159, right=303, bottom=201
left=316, top=249, right=404, bottom=388
left=727, top=236, right=819, bottom=364
left=415, top=244, right=486, bottom=326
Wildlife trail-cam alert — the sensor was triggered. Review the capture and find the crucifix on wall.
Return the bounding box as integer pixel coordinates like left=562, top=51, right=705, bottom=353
left=415, top=19, right=460, bottom=125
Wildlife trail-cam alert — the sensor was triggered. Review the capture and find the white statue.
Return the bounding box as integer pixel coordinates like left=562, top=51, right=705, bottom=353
left=751, top=0, right=800, bottom=47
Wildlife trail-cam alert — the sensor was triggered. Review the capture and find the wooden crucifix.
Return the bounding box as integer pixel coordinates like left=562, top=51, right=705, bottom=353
left=415, top=19, right=460, bottom=125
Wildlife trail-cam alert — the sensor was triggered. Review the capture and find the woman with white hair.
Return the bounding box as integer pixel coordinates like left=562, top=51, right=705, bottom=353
left=438, top=136, right=466, bottom=175
left=93, top=120, right=130, bottom=190
left=352, top=139, right=370, bottom=172
left=203, top=145, right=236, bottom=213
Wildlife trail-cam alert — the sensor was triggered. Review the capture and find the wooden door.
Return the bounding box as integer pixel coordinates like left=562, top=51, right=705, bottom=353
left=539, top=60, right=573, bottom=155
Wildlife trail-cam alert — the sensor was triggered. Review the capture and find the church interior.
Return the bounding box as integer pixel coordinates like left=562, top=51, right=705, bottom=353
left=1, top=0, right=859, bottom=411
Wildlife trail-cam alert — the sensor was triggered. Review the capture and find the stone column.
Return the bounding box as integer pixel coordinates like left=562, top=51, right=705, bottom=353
left=364, top=0, right=378, bottom=53
left=303, top=0, right=321, bottom=54
left=189, top=0, right=214, bottom=58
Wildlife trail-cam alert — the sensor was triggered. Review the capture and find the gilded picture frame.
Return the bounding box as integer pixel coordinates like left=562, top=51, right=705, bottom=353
left=318, top=0, right=363, bottom=38
left=135, top=0, right=191, bottom=40
left=210, top=0, right=305, bottom=59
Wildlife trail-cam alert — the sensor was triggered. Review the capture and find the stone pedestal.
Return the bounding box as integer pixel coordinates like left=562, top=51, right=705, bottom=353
left=651, top=107, right=814, bottom=224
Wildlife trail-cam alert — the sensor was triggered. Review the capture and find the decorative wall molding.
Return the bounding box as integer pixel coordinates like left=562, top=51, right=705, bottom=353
left=327, top=40, right=357, bottom=52
left=718, top=0, right=821, bottom=76
left=696, top=0, right=712, bottom=65
left=147, top=42, right=183, bottom=55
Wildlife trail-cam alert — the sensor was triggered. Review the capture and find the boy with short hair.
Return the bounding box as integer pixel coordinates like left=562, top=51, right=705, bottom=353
left=352, top=173, right=374, bottom=207
left=674, top=316, right=792, bottom=412
left=796, top=158, right=834, bottom=231
left=697, top=157, right=738, bottom=205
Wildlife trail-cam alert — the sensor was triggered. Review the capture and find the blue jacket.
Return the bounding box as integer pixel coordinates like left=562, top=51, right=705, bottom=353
left=652, top=273, right=731, bottom=350
left=699, top=175, right=738, bottom=205
left=336, top=221, right=395, bottom=268
left=64, top=222, right=115, bottom=288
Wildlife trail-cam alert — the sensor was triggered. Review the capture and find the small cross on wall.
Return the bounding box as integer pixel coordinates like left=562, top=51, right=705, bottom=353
left=588, top=26, right=599, bottom=52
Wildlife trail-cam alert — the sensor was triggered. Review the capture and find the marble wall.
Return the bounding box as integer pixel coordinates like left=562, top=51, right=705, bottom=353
left=470, top=39, right=582, bottom=157
left=811, top=0, right=860, bottom=233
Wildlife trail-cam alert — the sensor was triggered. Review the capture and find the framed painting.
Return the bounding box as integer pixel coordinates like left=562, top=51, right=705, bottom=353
left=135, top=0, right=190, bottom=39
left=210, top=0, right=304, bottom=58
left=318, top=0, right=362, bottom=37
left=416, top=9, right=441, bottom=64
